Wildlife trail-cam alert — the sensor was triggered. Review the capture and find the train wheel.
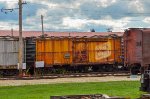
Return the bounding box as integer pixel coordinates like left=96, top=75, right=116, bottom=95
left=130, top=65, right=140, bottom=75
left=0, top=70, right=3, bottom=77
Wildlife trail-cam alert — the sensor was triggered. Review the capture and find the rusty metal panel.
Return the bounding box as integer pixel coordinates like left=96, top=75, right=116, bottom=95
left=36, top=38, right=72, bottom=67
left=0, top=37, right=19, bottom=69
left=87, top=37, right=122, bottom=64
left=88, top=40, right=113, bottom=63
left=135, top=30, right=142, bottom=64
left=142, top=31, right=150, bottom=66
left=125, top=29, right=142, bottom=65
left=53, top=40, right=61, bottom=64
left=124, top=29, right=143, bottom=66
left=60, top=39, right=72, bottom=64
left=73, top=39, right=88, bottom=63
left=113, top=38, right=122, bottom=63
left=36, top=39, right=54, bottom=66
left=109, top=38, right=115, bottom=63
left=88, top=41, right=96, bottom=62
left=36, top=36, right=122, bottom=66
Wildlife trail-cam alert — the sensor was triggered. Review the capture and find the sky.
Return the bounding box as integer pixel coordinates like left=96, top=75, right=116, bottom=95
left=0, top=0, right=150, bottom=32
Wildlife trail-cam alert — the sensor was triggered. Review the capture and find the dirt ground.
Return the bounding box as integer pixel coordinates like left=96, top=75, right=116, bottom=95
left=0, top=76, right=140, bottom=86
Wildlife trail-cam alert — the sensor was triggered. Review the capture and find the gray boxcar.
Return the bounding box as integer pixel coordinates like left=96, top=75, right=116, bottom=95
left=0, top=36, right=19, bottom=69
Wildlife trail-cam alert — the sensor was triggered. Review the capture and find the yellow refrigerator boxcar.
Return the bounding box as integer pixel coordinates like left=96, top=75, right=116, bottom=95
left=36, top=36, right=122, bottom=67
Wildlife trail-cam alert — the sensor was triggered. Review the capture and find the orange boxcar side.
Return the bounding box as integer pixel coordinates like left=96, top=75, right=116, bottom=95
left=36, top=38, right=72, bottom=67
left=36, top=36, right=122, bottom=67
left=72, top=38, right=88, bottom=64
left=87, top=37, right=122, bottom=64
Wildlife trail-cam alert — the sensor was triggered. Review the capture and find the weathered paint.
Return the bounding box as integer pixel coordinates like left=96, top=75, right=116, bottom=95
left=36, top=38, right=73, bottom=67
left=73, top=39, right=88, bottom=63
left=142, top=30, right=150, bottom=66
left=36, top=36, right=122, bottom=67
left=124, top=29, right=142, bottom=65
left=88, top=37, right=122, bottom=64
left=0, top=37, right=19, bottom=69
left=124, top=28, right=150, bottom=67
left=0, top=30, right=123, bottom=37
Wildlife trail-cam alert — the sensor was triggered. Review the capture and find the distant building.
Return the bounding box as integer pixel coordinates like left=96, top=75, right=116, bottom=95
left=0, top=30, right=123, bottom=37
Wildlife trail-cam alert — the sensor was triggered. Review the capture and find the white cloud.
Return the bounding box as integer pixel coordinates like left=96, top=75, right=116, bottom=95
left=0, top=0, right=150, bottom=32
left=95, top=0, right=116, bottom=7
left=36, top=8, right=48, bottom=16
left=62, top=16, right=131, bottom=32
left=143, top=17, right=150, bottom=23
left=0, top=21, right=18, bottom=30
left=0, top=0, right=18, bottom=8
left=128, top=0, right=144, bottom=12
left=25, top=17, right=38, bottom=26
left=89, top=17, right=131, bottom=32
left=62, top=17, right=86, bottom=29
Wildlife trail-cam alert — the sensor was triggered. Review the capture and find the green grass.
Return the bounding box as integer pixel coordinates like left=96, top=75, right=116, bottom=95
left=0, top=81, right=144, bottom=99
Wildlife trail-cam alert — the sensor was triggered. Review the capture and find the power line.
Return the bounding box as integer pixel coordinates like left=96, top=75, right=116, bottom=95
left=1, top=8, right=14, bottom=14
left=0, top=0, right=26, bottom=77
left=1, top=1, right=150, bottom=17
left=1, top=1, right=26, bottom=14
left=0, top=0, right=150, bottom=31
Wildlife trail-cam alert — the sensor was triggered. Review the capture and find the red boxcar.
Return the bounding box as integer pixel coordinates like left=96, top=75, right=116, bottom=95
left=124, top=28, right=150, bottom=74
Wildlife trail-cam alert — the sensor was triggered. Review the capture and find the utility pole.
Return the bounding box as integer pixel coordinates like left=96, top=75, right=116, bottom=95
left=11, top=28, right=13, bottom=36
left=18, top=0, right=23, bottom=77
left=1, top=0, right=26, bottom=77
left=41, top=15, right=44, bottom=36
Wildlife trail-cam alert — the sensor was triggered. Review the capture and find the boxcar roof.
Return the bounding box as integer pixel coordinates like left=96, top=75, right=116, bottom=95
left=0, top=30, right=123, bottom=37
left=128, top=28, right=150, bottom=32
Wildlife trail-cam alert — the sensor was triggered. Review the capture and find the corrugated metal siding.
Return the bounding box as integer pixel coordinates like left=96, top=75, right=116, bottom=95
left=73, top=39, right=88, bottom=63
left=88, top=40, right=112, bottom=63
left=53, top=40, right=62, bottom=64
left=0, top=38, right=19, bottom=68
left=124, top=30, right=137, bottom=65
left=135, top=30, right=142, bottom=63
left=113, top=38, right=122, bottom=63
left=142, top=31, right=150, bottom=66
left=124, top=29, right=149, bottom=66
left=88, top=41, right=96, bottom=62
left=109, top=39, right=115, bottom=62
left=87, top=38, right=122, bottom=64
left=36, top=39, right=53, bottom=66
left=36, top=38, right=73, bottom=67
left=72, top=37, right=122, bottom=64
left=36, top=37, right=122, bottom=67
left=60, top=39, right=73, bottom=64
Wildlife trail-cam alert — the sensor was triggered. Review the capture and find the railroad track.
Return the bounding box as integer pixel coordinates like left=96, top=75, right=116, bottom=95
left=42, top=71, right=130, bottom=78
left=51, top=94, right=126, bottom=99
left=0, top=71, right=134, bottom=80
